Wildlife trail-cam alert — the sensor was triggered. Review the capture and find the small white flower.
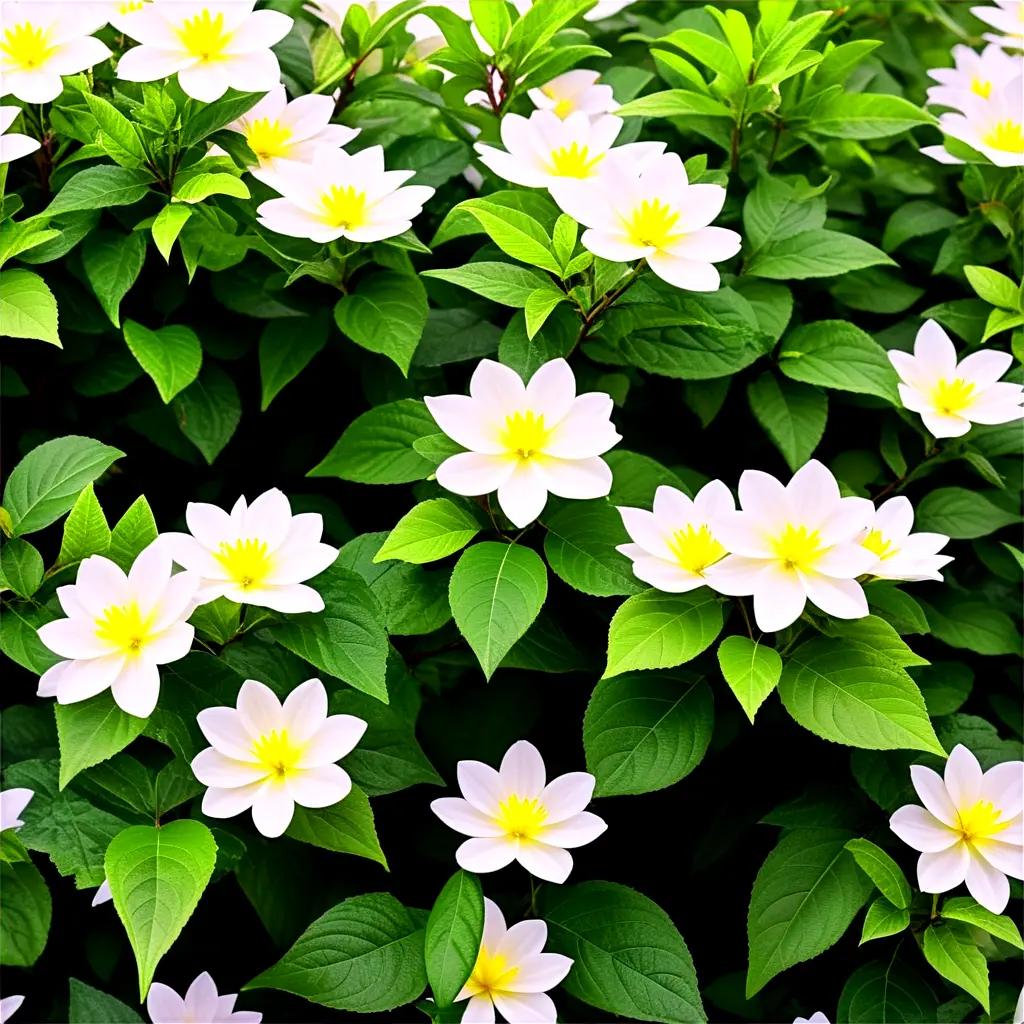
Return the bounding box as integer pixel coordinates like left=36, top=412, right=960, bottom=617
left=116, top=1, right=293, bottom=103
left=550, top=151, right=741, bottom=291
left=0, top=105, right=38, bottom=164
left=924, top=75, right=1024, bottom=167
left=705, top=460, right=875, bottom=633
left=431, top=739, right=607, bottom=884
left=164, top=487, right=338, bottom=614
left=858, top=496, right=953, bottom=582
left=92, top=879, right=113, bottom=906
left=617, top=481, right=734, bottom=592
left=426, top=358, right=621, bottom=529
left=1014, top=986, right=1024, bottom=1024
left=970, top=0, right=1024, bottom=49
left=225, top=85, right=358, bottom=185
left=889, top=320, right=1024, bottom=438
left=0, top=788, right=32, bottom=832
left=456, top=897, right=573, bottom=1024
left=36, top=543, right=198, bottom=719
left=256, top=144, right=434, bottom=244
left=793, top=1015, right=830, bottom=1024
left=0, top=2, right=111, bottom=104
left=147, top=971, right=261, bottom=1024
left=192, top=678, right=366, bottom=839
left=527, top=70, right=616, bottom=120
left=890, top=744, right=1023, bottom=914
left=475, top=110, right=664, bottom=190
left=0, top=996, right=23, bottom=1024
left=925, top=44, right=1020, bottom=112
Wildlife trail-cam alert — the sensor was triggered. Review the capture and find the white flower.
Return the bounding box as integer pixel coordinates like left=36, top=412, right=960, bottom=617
left=617, top=481, right=734, bottom=592
left=971, top=0, right=1024, bottom=48
left=925, top=44, right=1020, bottom=112
left=36, top=543, right=198, bottom=718
left=164, top=487, right=338, bottom=614
left=147, top=971, right=261, bottom=1024
left=225, top=85, right=358, bottom=185
left=192, top=678, right=366, bottom=839
left=116, top=1, right=293, bottom=103
left=0, top=996, right=23, bottom=1024
left=858, top=496, right=953, bottom=582
left=456, top=897, right=573, bottom=1024
left=475, top=110, right=663, bottom=190
left=527, top=70, right=616, bottom=120
left=793, top=1015, right=830, bottom=1024
left=0, top=2, right=111, bottom=104
left=425, top=358, right=621, bottom=529
left=584, top=0, right=636, bottom=19
left=92, top=879, right=113, bottom=906
left=431, top=739, right=607, bottom=884
left=105, top=0, right=156, bottom=35
left=256, top=144, right=433, bottom=244
left=924, top=75, right=1024, bottom=167
left=890, top=744, right=1023, bottom=914
left=550, top=152, right=742, bottom=291
left=705, top=460, right=875, bottom=633
left=0, top=105, right=38, bottom=163
left=888, top=320, right=1024, bottom=438
left=1015, top=986, right=1024, bottom=1024
left=0, top=788, right=32, bottom=832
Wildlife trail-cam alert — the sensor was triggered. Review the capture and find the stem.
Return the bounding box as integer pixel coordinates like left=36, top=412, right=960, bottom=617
left=930, top=893, right=939, bottom=920
left=873, top=444, right=941, bottom=501
left=573, top=261, right=645, bottom=353
left=736, top=598, right=754, bottom=641
left=767, top=120, right=783, bottom=170
left=528, top=877, right=539, bottom=916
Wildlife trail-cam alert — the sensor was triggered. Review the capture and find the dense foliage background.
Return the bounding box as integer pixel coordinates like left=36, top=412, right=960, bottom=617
left=1, top=1, right=1022, bottom=1022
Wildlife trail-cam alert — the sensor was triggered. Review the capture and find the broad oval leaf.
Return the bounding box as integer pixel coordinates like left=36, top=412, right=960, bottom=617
left=424, top=870, right=485, bottom=1008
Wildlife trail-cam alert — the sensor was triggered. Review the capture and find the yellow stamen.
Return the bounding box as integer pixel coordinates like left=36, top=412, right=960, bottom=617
left=623, top=198, right=683, bottom=249
left=666, top=524, right=725, bottom=574
left=861, top=529, right=895, bottom=561
left=463, top=947, right=521, bottom=997
left=0, top=22, right=56, bottom=71
left=251, top=729, right=305, bottom=782
left=177, top=9, right=232, bottom=63
left=981, top=119, right=1024, bottom=154
left=321, top=185, right=369, bottom=229
left=970, top=77, right=993, bottom=98
left=956, top=799, right=1011, bottom=843
left=552, top=97, right=574, bottom=118
left=500, top=410, right=551, bottom=461
left=245, top=117, right=294, bottom=162
left=546, top=142, right=603, bottom=178
left=772, top=524, right=824, bottom=572
left=214, top=538, right=274, bottom=590
left=94, top=602, right=154, bottom=656
left=495, top=794, right=547, bottom=840
left=117, top=1, right=149, bottom=13
left=931, top=377, right=976, bottom=416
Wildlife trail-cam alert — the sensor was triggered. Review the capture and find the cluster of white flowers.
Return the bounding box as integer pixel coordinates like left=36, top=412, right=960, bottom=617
left=923, top=2, right=1024, bottom=166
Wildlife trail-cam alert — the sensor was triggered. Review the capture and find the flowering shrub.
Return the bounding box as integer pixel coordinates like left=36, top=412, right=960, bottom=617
left=2, top=1, right=1024, bottom=1023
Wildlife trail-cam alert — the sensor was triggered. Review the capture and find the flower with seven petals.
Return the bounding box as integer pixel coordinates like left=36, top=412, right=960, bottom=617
left=0, top=788, right=32, bottom=833
left=0, top=106, right=38, bottom=164
left=431, top=739, right=607, bottom=884
left=456, top=897, right=573, bottom=1024
left=36, top=543, right=199, bottom=718
left=970, top=0, right=1024, bottom=48
left=617, top=481, right=734, bottom=593
left=164, top=487, right=338, bottom=614
left=426, top=358, right=621, bottom=529
left=527, top=69, right=616, bottom=120
left=549, top=152, right=742, bottom=291
left=888, top=320, right=1024, bottom=438
left=192, top=678, right=367, bottom=839
left=857, top=496, right=952, bottom=582
left=116, top=1, right=293, bottom=103
left=147, top=971, right=261, bottom=1023
left=889, top=744, right=1023, bottom=913
left=705, top=460, right=875, bottom=632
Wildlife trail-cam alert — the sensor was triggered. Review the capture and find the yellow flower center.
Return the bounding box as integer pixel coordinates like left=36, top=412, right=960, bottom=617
left=245, top=117, right=294, bottom=161
left=546, top=142, right=603, bottom=178
left=623, top=198, right=683, bottom=249
left=495, top=794, right=547, bottom=839
left=177, top=10, right=232, bottom=63
left=861, top=529, right=895, bottom=560
left=117, top=0, right=150, bottom=13
left=94, top=602, right=155, bottom=656
left=463, top=946, right=520, bottom=997
left=666, top=524, right=726, bottom=574
left=956, top=799, right=1011, bottom=843
left=552, top=97, right=574, bottom=118
left=981, top=119, right=1024, bottom=154
left=1, top=21, right=56, bottom=71
left=321, top=185, right=369, bottom=229
left=772, top=524, right=824, bottom=572
left=251, top=729, right=305, bottom=782
left=931, top=377, right=976, bottom=416
left=500, top=410, right=551, bottom=461
left=214, top=538, right=274, bottom=590
left=970, top=76, right=993, bottom=98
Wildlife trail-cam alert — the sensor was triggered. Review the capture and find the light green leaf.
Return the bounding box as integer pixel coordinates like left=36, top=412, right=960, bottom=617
left=68, top=978, right=144, bottom=1023
left=423, top=262, right=562, bottom=307
left=716, top=635, right=782, bottom=723
left=56, top=693, right=148, bottom=789
left=374, top=498, right=481, bottom=564
left=425, top=870, right=485, bottom=1008
left=173, top=171, right=250, bottom=204
left=123, top=319, right=203, bottom=403
left=922, top=921, right=989, bottom=1011
left=151, top=205, right=193, bottom=263
left=108, top=496, right=158, bottom=571
left=821, top=616, right=929, bottom=670
left=616, top=89, right=733, bottom=118
left=844, top=838, right=912, bottom=909
left=84, top=93, right=148, bottom=168
left=981, top=306, right=1024, bottom=342
left=173, top=365, right=241, bottom=463
left=747, top=230, right=894, bottom=280
left=46, top=166, right=153, bottom=216
left=0, top=860, right=51, bottom=966
left=963, top=265, right=1020, bottom=310
left=859, top=897, right=910, bottom=943
left=259, top=314, right=329, bottom=410
left=0, top=538, right=44, bottom=598
left=0, top=268, right=60, bottom=346
left=82, top=230, right=146, bottom=327
left=525, top=287, right=566, bottom=339
left=57, top=483, right=111, bottom=567
left=809, top=92, right=935, bottom=139
left=747, top=372, right=827, bottom=471
left=940, top=897, right=1023, bottom=949
left=286, top=786, right=387, bottom=867
left=460, top=201, right=560, bottom=274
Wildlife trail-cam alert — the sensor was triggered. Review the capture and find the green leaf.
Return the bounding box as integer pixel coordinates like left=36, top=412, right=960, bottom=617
left=616, top=89, right=733, bottom=119
left=173, top=364, right=241, bottom=463
left=173, top=171, right=250, bottom=204
left=981, top=307, right=1024, bottom=342
left=335, top=270, right=428, bottom=375
left=123, top=319, right=203, bottom=403
left=808, top=92, right=935, bottom=139
left=747, top=230, right=894, bottom=280
left=746, top=828, right=873, bottom=996
left=778, top=637, right=944, bottom=756
left=753, top=10, right=830, bottom=84
left=81, top=230, right=146, bottom=327
left=423, top=262, right=562, bottom=307
left=375, top=498, right=482, bottom=564
left=747, top=372, right=827, bottom=472
left=270, top=563, right=390, bottom=702
left=940, top=897, right=1023, bottom=949
left=286, top=786, right=387, bottom=867
left=922, top=922, right=989, bottom=1012
left=83, top=93, right=148, bottom=168
left=57, top=483, right=111, bottom=567
left=0, top=538, right=44, bottom=598
left=259, top=314, right=329, bottom=411
left=583, top=669, right=713, bottom=796
left=844, top=838, right=912, bottom=909
left=46, top=166, right=153, bottom=216
left=604, top=590, right=723, bottom=679
left=2, top=435, right=124, bottom=537
left=108, top=496, right=158, bottom=571
left=743, top=176, right=826, bottom=252
left=778, top=321, right=899, bottom=403
left=0, top=860, right=51, bottom=966
left=716, top=635, right=782, bottom=723
left=189, top=596, right=240, bottom=645
left=883, top=201, right=959, bottom=252
left=449, top=542, right=548, bottom=679
left=56, top=692, right=148, bottom=789
left=424, top=870, right=485, bottom=1008
left=151, top=205, right=193, bottom=263
left=837, top=960, right=937, bottom=1022
left=859, top=897, right=910, bottom=944
left=0, top=268, right=60, bottom=346
left=921, top=595, right=1019, bottom=656
left=915, top=487, right=1018, bottom=540
left=964, top=265, right=1020, bottom=309
left=524, top=287, right=566, bottom=339
left=105, top=820, right=218, bottom=1000
left=821, top=616, right=929, bottom=670
left=247, top=892, right=427, bottom=1012
left=540, top=881, right=705, bottom=1023
left=309, top=399, right=437, bottom=484
left=68, top=978, right=144, bottom=1023
left=460, top=201, right=561, bottom=274
left=179, top=91, right=262, bottom=147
